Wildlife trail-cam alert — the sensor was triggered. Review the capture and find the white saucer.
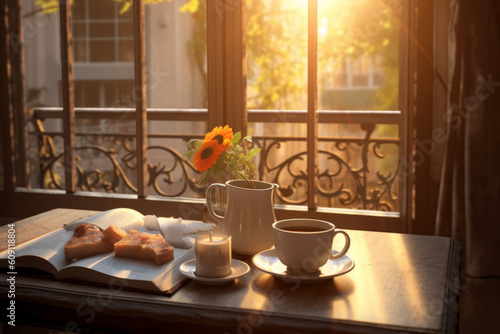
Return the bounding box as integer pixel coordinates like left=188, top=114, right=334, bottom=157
left=179, top=259, right=250, bottom=285
left=252, top=248, right=355, bottom=282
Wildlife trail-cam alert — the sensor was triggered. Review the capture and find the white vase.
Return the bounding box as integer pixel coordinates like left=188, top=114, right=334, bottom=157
left=206, top=179, right=278, bottom=255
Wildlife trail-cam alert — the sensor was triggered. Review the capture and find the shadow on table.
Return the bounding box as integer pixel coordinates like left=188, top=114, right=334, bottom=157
left=251, top=273, right=356, bottom=319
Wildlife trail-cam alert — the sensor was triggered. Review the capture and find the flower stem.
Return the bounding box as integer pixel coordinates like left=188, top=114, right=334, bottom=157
left=236, top=169, right=256, bottom=189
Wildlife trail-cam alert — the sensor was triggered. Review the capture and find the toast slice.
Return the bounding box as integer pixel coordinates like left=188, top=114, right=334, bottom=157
left=114, top=230, right=174, bottom=265
left=65, top=224, right=114, bottom=261
left=103, top=225, right=128, bottom=244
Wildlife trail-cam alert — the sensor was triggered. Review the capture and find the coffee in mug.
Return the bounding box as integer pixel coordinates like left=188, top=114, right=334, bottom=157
left=272, top=219, right=350, bottom=273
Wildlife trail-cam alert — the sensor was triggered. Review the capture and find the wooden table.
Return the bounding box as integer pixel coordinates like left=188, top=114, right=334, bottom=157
left=0, top=209, right=461, bottom=333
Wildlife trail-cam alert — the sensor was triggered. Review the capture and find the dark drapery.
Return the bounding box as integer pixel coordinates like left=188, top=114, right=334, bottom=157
left=436, top=0, right=500, bottom=278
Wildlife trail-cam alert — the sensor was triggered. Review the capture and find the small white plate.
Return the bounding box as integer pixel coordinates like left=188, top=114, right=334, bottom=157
left=179, top=259, right=250, bottom=285
left=252, top=248, right=355, bottom=282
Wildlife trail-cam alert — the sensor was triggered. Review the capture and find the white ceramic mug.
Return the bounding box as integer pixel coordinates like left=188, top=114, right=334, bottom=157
left=273, top=219, right=351, bottom=273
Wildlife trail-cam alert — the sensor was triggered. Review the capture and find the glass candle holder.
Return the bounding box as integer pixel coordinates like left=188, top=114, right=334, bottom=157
left=195, top=233, right=232, bottom=278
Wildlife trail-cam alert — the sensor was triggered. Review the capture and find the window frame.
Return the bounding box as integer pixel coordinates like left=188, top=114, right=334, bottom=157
left=0, top=0, right=429, bottom=234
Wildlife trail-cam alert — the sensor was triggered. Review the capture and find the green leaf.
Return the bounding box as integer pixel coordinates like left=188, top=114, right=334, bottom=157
left=233, top=147, right=242, bottom=156
left=183, top=150, right=196, bottom=160
left=231, top=131, right=242, bottom=146
left=186, top=139, right=203, bottom=151
left=199, top=171, right=211, bottom=185
left=248, top=148, right=261, bottom=159
left=242, top=135, right=253, bottom=143
left=238, top=155, right=246, bottom=165
left=187, top=126, right=261, bottom=184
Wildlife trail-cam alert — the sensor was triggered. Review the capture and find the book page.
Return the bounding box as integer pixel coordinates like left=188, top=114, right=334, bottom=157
left=154, top=251, right=194, bottom=291
left=61, top=245, right=192, bottom=282
left=0, top=208, right=143, bottom=273
left=64, top=208, right=144, bottom=231
left=61, top=226, right=192, bottom=283
left=0, top=209, right=197, bottom=292
left=0, top=227, right=73, bottom=272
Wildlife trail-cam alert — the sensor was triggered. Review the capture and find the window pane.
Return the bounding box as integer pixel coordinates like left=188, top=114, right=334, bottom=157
left=75, top=81, right=99, bottom=106
left=104, top=81, right=135, bottom=106
left=317, top=121, right=400, bottom=211
left=73, top=81, right=137, bottom=195
left=317, top=0, right=401, bottom=212
left=248, top=122, right=309, bottom=205
left=72, top=0, right=126, bottom=63
left=23, top=3, right=62, bottom=189
left=72, top=0, right=86, bottom=21
left=144, top=2, right=208, bottom=197
left=118, top=21, right=133, bottom=38
left=89, top=41, right=115, bottom=62
left=146, top=1, right=207, bottom=108
left=246, top=0, right=401, bottom=212
left=318, top=0, right=400, bottom=111
left=246, top=0, right=308, bottom=110
left=73, top=40, right=87, bottom=62
left=22, top=2, right=140, bottom=194
left=118, top=40, right=134, bottom=62
left=89, top=23, right=115, bottom=38
left=88, top=0, right=115, bottom=20
left=245, top=1, right=309, bottom=208
left=120, top=4, right=133, bottom=19
left=73, top=22, right=86, bottom=38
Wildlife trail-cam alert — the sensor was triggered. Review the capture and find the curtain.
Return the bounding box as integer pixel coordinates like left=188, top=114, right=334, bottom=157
left=436, top=0, right=500, bottom=278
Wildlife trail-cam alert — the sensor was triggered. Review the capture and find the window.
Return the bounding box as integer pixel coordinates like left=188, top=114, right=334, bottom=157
left=2, top=0, right=421, bottom=233
left=71, top=0, right=135, bottom=110
left=72, top=0, right=134, bottom=63
left=74, top=80, right=135, bottom=107
left=246, top=0, right=402, bottom=214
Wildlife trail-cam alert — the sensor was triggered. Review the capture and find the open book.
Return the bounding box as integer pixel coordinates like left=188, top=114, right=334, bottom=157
left=0, top=208, right=194, bottom=295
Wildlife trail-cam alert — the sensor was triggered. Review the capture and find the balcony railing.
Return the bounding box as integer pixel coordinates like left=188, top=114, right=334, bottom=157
left=30, top=108, right=401, bottom=212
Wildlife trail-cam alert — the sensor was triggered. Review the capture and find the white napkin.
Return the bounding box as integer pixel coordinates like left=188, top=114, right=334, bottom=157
left=143, top=215, right=160, bottom=230
left=121, top=218, right=145, bottom=232
left=143, top=215, right=214, bottom=249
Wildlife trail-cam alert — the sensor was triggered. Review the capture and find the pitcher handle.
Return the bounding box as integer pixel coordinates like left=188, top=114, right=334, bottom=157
left=272, top=183, right=279, bottom=206
left=206, top=183, right=227, bottom=225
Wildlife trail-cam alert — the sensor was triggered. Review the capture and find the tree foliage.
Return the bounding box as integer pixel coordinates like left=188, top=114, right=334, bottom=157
left=32, top=0, right=399, bottom=111
left=245, top=0, right=400, bottom=110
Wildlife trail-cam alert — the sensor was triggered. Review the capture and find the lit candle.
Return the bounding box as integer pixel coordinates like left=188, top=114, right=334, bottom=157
left=195, top=233, right=232, bottom=278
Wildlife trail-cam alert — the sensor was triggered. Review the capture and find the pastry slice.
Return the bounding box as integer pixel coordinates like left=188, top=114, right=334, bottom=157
left=65, top=224, right=114, bottom=261
left=114, top=230, right=174, bottom=265
left=102, top=225, right=128, bottom=244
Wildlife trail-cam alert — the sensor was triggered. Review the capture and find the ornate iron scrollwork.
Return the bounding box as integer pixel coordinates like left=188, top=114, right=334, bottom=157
left=33, top=114, right=399, bottom=211
left=253, top=122, right=400, bottom=211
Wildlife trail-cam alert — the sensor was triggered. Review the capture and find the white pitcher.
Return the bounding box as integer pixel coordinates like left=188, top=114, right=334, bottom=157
left=206, top=180, right=278, bottom=255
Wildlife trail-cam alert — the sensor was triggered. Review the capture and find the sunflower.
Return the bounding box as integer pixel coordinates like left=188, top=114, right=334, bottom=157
left=203, top=125, right=233, bottom=148
left=193, top=140, right=226, bottom=172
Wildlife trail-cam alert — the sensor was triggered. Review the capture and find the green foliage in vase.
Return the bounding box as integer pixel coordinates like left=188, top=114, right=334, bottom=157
left=184, top=126, right=261, bottom=185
